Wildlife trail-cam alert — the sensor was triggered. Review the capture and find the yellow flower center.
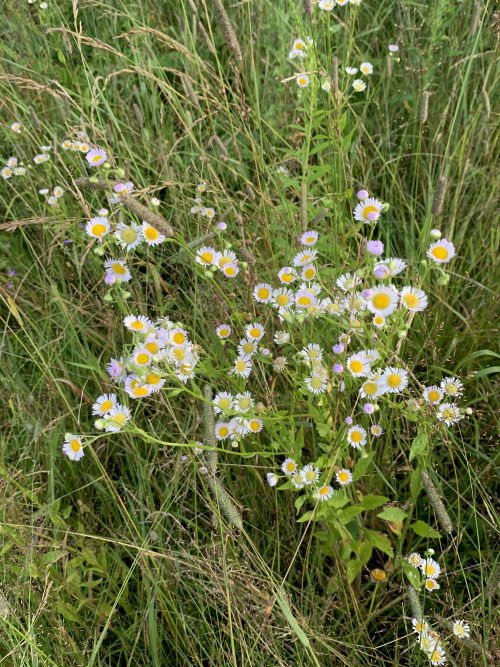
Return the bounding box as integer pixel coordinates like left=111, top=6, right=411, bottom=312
left=236, top=360, right=246, bottom=372
left=426, top=564, right=435, bottom=576
left=92, top=223, right=106, bottom=236
left=455, top=625, right=465, bottom=637
left=296, top=42, right=304, bottom=49
left=173, top=332, right=186, bottom=345
left=403, top=294, right=419, bottom=309
left=111, top=413, right=127, bottom=426
left=219, top=397, right=231, bottom=409
left=338, top=472, right=349, bottom=483
left=136, top=353, right=150, bottom=365
left=146, top=373, right=161, bottom=385
left=219, top=328, right=229, bottom=337
left=276, top=294, right=290, bottom=306
left=350, top=360, right=363, bottom=374
left=307, top=350, right=318, bottom=359
left=130, top=320, right=145, bottom=330
left=298, top=296, right=311, bottom=306
left=428, top=390, right=440, bottom=402
left=431, top=651, right=441, bottom=663
left=134, top=387, right=149, bottom=397
left=442, top=408, right=455, bottom=420
left=145, top=342, right=158, bottom=353
left=258, top=288, right=270, bottom=300
left=445, top=382, right=457, bottom=394
left=219, top=426, right=229, bottom=437
left=363, top=382, right=378, bottom=396
left=225, top=266, right=236, bottom=275
left=304, top=268, right=315, bottom=280
left=305, top=470, right=316, bottom=481
left=144, top=225, right=159, bottom=240
left=242, top=342, right=254, bottom=354
left=70, top=438, right=81, bottom=452
left=201, top=252, right=213, bottom=264
left=319, top=486, right=329, bottom=496
left=286, top=462, right=295, bottom=472
left=387, top=373, right=402, bottom=388
left=374, top=316, right=384, bottom=324
left=351, top=431, right=362, bottom=443
left=299, top=77, right=307, bottom=85
left=371, top=569, right=386, bottom=582
left=310, top=377, right=323, bottom=389
left=112, top=263, right=126, bottom=275
left=238, top=398, right=251, bottom=410
left=173, top=348, right=185, bottom=360
left=250, top=328, right=260, bottom=338
left=282, top=273, right=294, bottom=283
left=100, top=400, right=113, bottom=412
left=249, top=421, right=260, bottom=431
left=373, top=293, right=391, bottom=310
left=363, top=205, right=378, bottom=219
left=92, top=154, right=103, bottom=163
left=218, top=256, right=231, bottom=267
left=431, top=246, right=448, bottom=260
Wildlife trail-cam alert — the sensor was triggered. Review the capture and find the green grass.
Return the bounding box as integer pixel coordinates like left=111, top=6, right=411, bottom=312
left=0, top=0, right=499, bottom=665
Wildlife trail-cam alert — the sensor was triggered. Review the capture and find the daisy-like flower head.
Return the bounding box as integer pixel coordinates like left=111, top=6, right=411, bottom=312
left=124, top=314, right=153, bottom=333
left=300, top=230, right=318, bottom=246
left=273, top=356, right=288, bottom=373
left=202, top=207, right=215, bottom=219
left=197, top=183, right=207, bottom=194
left=295, top=289, right=316, bottom=309
left=300, top=343, right=323, bottom=364
left=336, top=273, right=359, bottom=293
left=305, top=374, right=327, bottom=394
left=11, top=122, right=21, bottom=132
left=213, top=391, right=233, bottom=414
left=293, top=38, right=307, bottom=52
left=452, top=620, right=470, bottom=638
left=400, top=286, right=428, bottom=312
left=232, top=392, right=253, bottom=413
left=292, top=472, right=306, bottom=489
left=216, top=324, right=231, bottom=339
left=1, top=167, right=12, bottom=179
left=346, top=353, right=371, bottom=378
left=105, top=404, right=132, bottom=432
left=289, top=49, right=300, bottom=59
left=125, top=375, right=153, bottom=399
left=53, top=186, right=64, bottom=198
left=144, top=369, right=166, bottom=392
left=421, top=558, right=441, bottom=580
left=143, top=333, right=163, bottom=355
left=317, top=484, right=334, bottom=500
left=319, top=0, right=335, bottom=10
left=425, top=577, right=440, bottom=593
left=104, top=259, right=131, bottom=282
left=412, top=618, right=429, bottom=635
left=79, top=143, right=90, bottom=153
left=354, top=197, right=383, bottom=223
left=142, top=221, right=166, bottom=246
left=282, top=458, right=297, bottom=475
left=107, top=357, right=125, bottom=382
left=62, top=140, right=72, bottom=150
left=237, top=338, right=258, bottom=357
left=408, top=552, right=423, bottom=567
left=427, top=239, right=455, bottom=263
left=267, top=472, right=277, bottom=487
left=92, top=393, right=117, bottom=416
left=301, top=464, right=320, bottom=485
left=373, top=314, right=386, bottom=328
left=336, top=469, right=353, bottom=486
left=276, top=165, right=289, bottom=177
left=417, top=634, right=436, bottom=654
left=429, top=647, right=446, bottom=665
left=299, top=263, right=316, bottom=281
left=214, top=250, right=237, bottom=269
left=14, top=167, right=26, bottom=176
left=321, top=81, right=331, bottom=92
left=115, top=222, right=144, bottom=251
left=215, top=422, right=232, bottom=440
left=381, top=366, right=408, bottom=393
left=196, top=245, right=216, bottom=267
left=277, top=267, right=297, bottom=285
left=360, top=62, right=373, bottom=75
left=370, top=569, right=387, bottom=583
left=296, top=74, right=310, bottom=88
left=246, top=322, right=265, bottom=341
left=86, top=148, right=107, bottom=166
left=293, top=249, right=317, bottom=267
left=63, top=434, right=84, bottom=461
left=437, top=403, right=461, bottom=425
left=47, top=195, right=59, bottom=206
left=347, top=425, right=367, bottom=448
left=371, top=424, right=383, bottom=437
left=423, top=386, right=444, bottom=405
left=222, top=262, right=239, bottom=278
left=33, top=153, right=50, bottom=164
left=72, top=142, right=82, bottom=152
left=231, top=355, right=252, bottom=378
left=248, top=418, right=264, bottom=433
left=253, top=283, right=273, bottom=303
left=170, top=327, right=189, bottom=347
left=440, top=376, right=464, bottom=397
left=131, top=347, right=153, bottom=368
left=274, top=331, right=290, bottom=344
left=7, top=157, right=17, bottom=167
left=352, top=79, right=367, bottom=92
left=346, top=67, right=358, bottom=75
left=367, top=285, right=399, bottom=316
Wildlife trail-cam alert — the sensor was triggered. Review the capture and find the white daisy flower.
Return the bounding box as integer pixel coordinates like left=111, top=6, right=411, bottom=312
left=293, top=249, right=317, bottom=267
left=237, top=338, right=258, bottom=357
left=273, top=356, right=288, bottom=373
left=231, top=355, right=252, bottom=378
left=79, top=143, right=90, bottom=153
left=354, top=197, right=383, bottom=223
left=115, top=222, right=143, bottom=251
left=291, top=472, right=306, bottom=489
left=63, top=434, right=84, bottom=461
left=408, top=552, right=422, bottom=567
left=427, top=239, right=455, bottom=263
left=425, top=577, right=440, bottom=593
left=300, top=343, right=323, bottom=364
left=222, top=262, right=239, bottom=278
left=245, top=322, right=265, bottom=341
left=367, top=285, right=399, bottom=316
left=295, top=289, right=316, bottom=309
left=253, top=283, right=273, bottom=303
left=266, top=472, right=277, bottom=486
left=423, top=386, right=444, bottom=404
left=214, top=250, right=238, bottom=269
left=336, top=469, right=353, bottom=486
left=437, top=403, right=461, bottom=425
left=216, top=324, right=231, bottom=339
left=317, top=484, right=334, bottom=500
left=319, top=0, right=335, bottom=10
left=421, top=558, right=441, bottom=580
left=195, top=245, right=217, bottom=266
left=7, top=157, right=17, bottom=167
left=380, top=366, right=408, bottom=393
left=282, top=458, right=297, bottom=475
left=346, top=353, right=371, bottom=377
left=197, top=183, right=207, bottom=194
left=123, top=314, right=153, bottom=333
left=107, top=357, right=125, bottom=382
left=429, top=647, right=446, bottom=665
left=336, top=273, right=359, bottom=293
left=301, top=264, right=317, bottom=281
left=293, top=38, right=307, bottom=53
left=360, top=62, right=373, bottom=75
left=215, top=422, right=232, bottom=440
left=400, top=286, right=428, bottom=312
left=169, top=327, right=189, bottom=347
left=373, top=314, right=386, bottom=328
left=86, top=148, right=107, bottom=166
left=347, top=425, right=367, bottom=448
left=274, top=331, right=290, bottom=344
left=305, top=375, right=327, bottom=394
left=1, top=167, right=12, bottom=179
left=213, top=391, right=233, bottom=414
left=300, top=230, right=318, bottom=246
left=52, top=186, right=64, bottom=197
left=105, top=404, right=132, bottom=432
left=131, top=347, right=153, bottom=367
left=412, top=617, right=430, bottom=636
left=359, top=377, right=383, bottom=399
left=301, top=464, right=320, bottom=485
left=322, top=81, right=331, bottom=92
left=277, top=267, right=297, bottom=285
left=440, top=377, right=464, bottom=397
left=247, top=418, right=263, bottom=433
left=104, top=259, right=131, bottom=282
left=345, top=67, right=358, bottom=75
left=92, top=393, right=118, bottom=416
left=11, top=122, right=21, bottom=132
left=142, top=221, right=166, bottom=246
left=371, top=424, right=383, bottom=437
left=232, top=392, right=253, bottom=413
left=125, top=376, right=153, bottom=399
left=296, top=74, right=310, bottom=88
left=33, top=153, right=50, bottom=164
left=144, top=369, right=166, bottom=392
left=61, top=140, right=72, bottom=150
left=202, top=207, right=215, bottom=218
left=352, top=79, right=367, bottom=92
left=452, top=620, right=470, bottom=638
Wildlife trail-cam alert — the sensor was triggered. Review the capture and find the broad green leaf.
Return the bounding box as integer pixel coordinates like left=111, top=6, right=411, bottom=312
left=352, top=452, right=374, bottom=481
left=346, top=559, right=363, bottom=584
left=402, top=560, right=421, bottom=589
left=409, top=432, right=429, bottom=462
left=378, top=507, right=408, bottom=521
left=337, top=505, right=364, bottom=525
left=277, top=594, right=310, bottom=647
left=411, top=520, right=441, bottom=539
left=295, top=495, right=307, bottom=511
left=359, top=541, right=373, bottom=565
left=360, top=494, right=390, bottom=510
left=365, top=529, right=394, bottom=557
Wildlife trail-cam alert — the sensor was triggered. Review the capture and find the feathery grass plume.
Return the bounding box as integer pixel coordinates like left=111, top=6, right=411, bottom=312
left=133, top=103, right=144, bottom=128
left=29, top=105, right=41, bottom=132
left=330, top=56, right=339, bottom=96
left=432, top=613, right=488, bottom=657
left=202, top=385, right=218, bottom=473
left=385, top=54, right=392, bottom=78
left=186, top=0, right=197, bottom=11
left=239, top=245, right=257, bottom=265
left=245, top=185, right=255, bottom=200
left=482, top=139, right=489, bottom=156
left=470, top=2, right=482, bottom=34
left=63, top=96, right=71, bottom=121
left=207, top=477, right=243, bottom=530
left=303, top=0, right=313, bottom=17
left=75, top=176, right=174, bottom=237
left=420, top=470, right=453, bottom=533
left=181, top=74, right=200, bottom=109
left=211, top=0, right=243, bottom=62
left=481, top=88, right=490, bottom=121
left=301, top=182, right=308, bottom=232
left=62, top=29, right=72, bottom=55
left=311, top=207, right=329, bottom=226
left=406, top=584, right=423, bottom=622
left=197, top=20, right=217, bottom=55
left=486, top=561, right=500, bottom=598
left=213, top=134, right=228, bottom=159
left=419, top=91, right=430, bottom=124
left=431, top=176, right=448, bottom=217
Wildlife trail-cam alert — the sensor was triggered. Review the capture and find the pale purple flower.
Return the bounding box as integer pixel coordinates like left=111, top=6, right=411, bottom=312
left=362, top=289, right=372, bottom=299
left=217, top=222, right=227, bottom=230
left=8, top=270, right=16, bottom=276
left=262, top=349, right=270, bottom=356
left=367, top=211, right=379, bottom=221
left=105, top=273, right=116, bottom=284
left=64, top=239, right=72, bottom=244
left=357, top=189, right=369, bottom=200
left=364, top=403, right=374, bottom=414
left=339, top=381, right=345, bottom=392
left=151, top=197, right=160, bottom=206
left=86, top=147, right=107, bottom=166
left=345, top=416, right=353, bottom=425
left=389, top=44, right=399, bottom=52
left=98, top=208, right=108, bottom=216
left=374, top=265, right=389, bottom=279
left=366, top=240, right=384, bottom=255
left=333, top=344, right=344, bottom=354
left=333, top=364, right=343, bottom=373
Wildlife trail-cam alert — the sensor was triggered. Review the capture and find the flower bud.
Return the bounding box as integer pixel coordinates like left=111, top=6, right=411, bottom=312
left=95, top=419, right=105, bottom=430
left=397, top=330, right=407, bottom=338
left=430, top=228, right=442, bottom=240
left=103, top=292, right=113, bottom=302
left=120, top=290, right=131, bottom=299
left=102, top=162, right=111, bottom=170
left=296, top=315, right=305, bottom=324
left=116, top=168, right=125, bottom=178
left=94, top=245, right=104, bottom=256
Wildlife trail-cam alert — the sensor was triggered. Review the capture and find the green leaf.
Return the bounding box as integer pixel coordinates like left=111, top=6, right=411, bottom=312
left=360, top=494, right=389, bottom=510
left=346, top=559, right=363, bottom=584
left=411, top=520, right=441, bottom=539
left=329, top=490, right=350, bottom=508
left=277, top=594, right=310, bottom=647
left=364, top=529, right=394, bottom=557
left=337, top=505, right=364, bottom=525
left=377, top=507, right=408, bottom=521
left=352, top=452, right=374, bottom=481
left=402, top=560, right=421, bottom=589
left=409, top=432, right=429, bottom=462
left=359, top=541, right=373, bottom=565
left=295, top=495, right=307, bottom=511
left=296, top=510, right=315, bottom=523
